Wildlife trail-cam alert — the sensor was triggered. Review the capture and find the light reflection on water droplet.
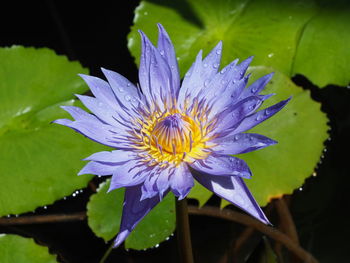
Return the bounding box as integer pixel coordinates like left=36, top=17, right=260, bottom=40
left=216, top=49, right=222, bottom=55
left=118, top=87, right=124, bottom=92
left=203, top=63, right=208, bottom=68
left=125, top=95, right=131, bottom=101
left=213, top=63, right=219, bottom=69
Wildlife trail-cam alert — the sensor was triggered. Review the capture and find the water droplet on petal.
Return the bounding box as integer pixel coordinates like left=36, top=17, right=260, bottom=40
left=203, top=63, right=208, bottom=68
left=221, top=80, right=227, bottom=85
left=264, top=108, right=270, bottom=116
left=255, top=114, right=261, bottom=121
left=204, top=79, right=210, bottom=87
left=234, top=134, right=239, bottom=141
left=118, top=87, right=124, bottom=92
left=159, top=50, right=164, bottom=56
left=216, top=49, right=222, bottom=55
left=213, top=63, right=219, bottom=69
left=125, top=95, right=131, bottom=101
left=220, top=68, right=226, bottom=74
left=127, top=83, right=131, bottom=87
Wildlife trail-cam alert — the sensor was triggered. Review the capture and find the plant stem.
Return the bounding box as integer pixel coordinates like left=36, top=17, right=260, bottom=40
left=176, top=198, right=194, bottom=263
left=99, top=241, right=115, bottom=263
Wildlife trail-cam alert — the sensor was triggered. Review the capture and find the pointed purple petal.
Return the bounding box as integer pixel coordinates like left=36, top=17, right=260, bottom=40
left=211, top=133, right=277, bottom=155
left=84, top=150, right=134, bottom=163
left=53, top=119, right=121, bottom=148
left=138, top=30, right=173, bottom=109
left=113, top=185, right=162, bottom=248
left=78, top=74, right=120, bottom=110
left=233, top=98, right=291, bottom=134
left=157, top=23, right=180, bottom=97
left=101, top=68, right=143, bottom=113
left=190, top=155, right=251, bottom=179
left=201, top=41, right=222, bottom=80
left=213, top=96, right=263, bottom=133
left=109, top=160, right=147, bottom=192
left=192, top=172, right=270, bottom=224
left=240, top=73, right=274, bottom=99
left=78, top=161, right=120, bottom=176
left=170, top=164, right=194, bottom=200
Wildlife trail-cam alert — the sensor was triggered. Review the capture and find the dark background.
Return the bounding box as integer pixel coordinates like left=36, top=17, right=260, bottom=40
left=1, top=1, right=349, bottom=262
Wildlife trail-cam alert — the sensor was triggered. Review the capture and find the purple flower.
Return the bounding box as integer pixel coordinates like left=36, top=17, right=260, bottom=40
left=54, top=24, right=289, bottom=247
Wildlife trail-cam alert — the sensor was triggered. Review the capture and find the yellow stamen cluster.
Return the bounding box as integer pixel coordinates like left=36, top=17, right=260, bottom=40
left=130, top=98, right=217, bottom=166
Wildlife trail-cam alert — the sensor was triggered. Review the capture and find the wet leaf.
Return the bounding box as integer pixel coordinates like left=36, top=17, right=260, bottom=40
left=0, top=46, right=106, bottom=216
left=87, top=179, right=176, bottom=250
left=0, top=234, right=57, bottom=263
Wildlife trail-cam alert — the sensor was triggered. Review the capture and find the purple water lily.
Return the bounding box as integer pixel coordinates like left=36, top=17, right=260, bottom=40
left=54, top=24, right=289, bottom=247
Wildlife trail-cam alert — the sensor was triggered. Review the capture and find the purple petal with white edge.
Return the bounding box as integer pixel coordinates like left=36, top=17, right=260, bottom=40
left=211, top=133, right=277, bottom=155
left=178, top=50, right=203, bottom=108
left=109, top=159, right=148, bottom=192
left=170, top=164, right=194, bottom=200
left=78, top=74, right=120, bottom=110
left=233, top=97, right=291, bottom=134
left=157, top=23, right=180, bottom=97
left=101, top=68, right=143, bottom=112
left=141, top=173, right=159, bottom=200
left=53, top=119, right=122, bottom=148
left=84, top=150, right=134, bottom=164
left=138, top=30, right=173, bottom=109
left=240, top=73, right=274, bottom=99
left=75, top=94, right=133, bottom=132
left=192, top=172, right=270, bottom=225
left=60, top=106, right=98, bottom=122
left=190, top=155, right=252, bottom=179
left=212, top=96, right=263, bottom=134
left=113, top=185, right=163, bottom=248
left=78, top=161, right=120, bottom=176
left=201, top=41, right=222, bottom=80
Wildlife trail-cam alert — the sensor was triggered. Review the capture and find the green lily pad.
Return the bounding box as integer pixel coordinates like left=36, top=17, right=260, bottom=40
left=0, top=234, right=57, bottom=263
left=292, top=1, right=350, bottom=87
left=87, top=179, right=176, bottom=250
left=128, top=0, right=350, bottom=87
left=0, top=46, right=106, bottom=216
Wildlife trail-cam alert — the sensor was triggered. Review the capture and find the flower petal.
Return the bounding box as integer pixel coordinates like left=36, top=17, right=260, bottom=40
left=192, top=172, right=270, bottom=224
left=211, top=133, right=277, bottom=155
left=113, top=185, right=163, bottom=248
left=201, top=41, right=222, bottom=80
left=240, top=73, right=274, bottom=99
left=170, top=164, right=194, bottom=200
left=190, top=155, right=252, bottom=178
left=101, top=68, right=143, bottom=113
left=138, top=30, right=173, bottom=109
left=78, top=161, right=119, bottom=176
left=109, top=160, right=148, bottom=192
left=84, top=150, right=134, bottom=163
left=233, top=98, right=291, bottom=134
left=213, top=96, right=263, bottom=134
left=157, top=23, right=180, bottom=97
left=78, top=74, right=120, bottom=110
left=53, top=118, right=121, bottom=148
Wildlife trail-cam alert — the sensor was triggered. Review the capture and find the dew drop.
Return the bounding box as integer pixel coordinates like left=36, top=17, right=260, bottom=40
left=159, top=50, right=164, bottom=56
left=144, top=11, right=148, bottom=15
left=216, top=49, right=222, bottom=55
left=234, top=134, right=239, bottom=141
left=255, top=114, right=261, bottom=121
left=43, top=206, right=47, bottom=210
left=251, top=86, right=258, bottom=93
left=203, top=63, right=208, bottom=68
left=63, top=197, right=67, bottom=200
left=268, top=53, right=274, bottom=58
left=220, top=68, right=226, bottom=74
left=204, top=79, right=210, bottom=87
left=125, top=95, right=131, bottom=101
left=127, top=83, right=131, bottom=87
left=299, top=187, right=303, bottom=191
left=118, top=87, right=124, bottom=92
left=264, top=108, right=270, bottom=116
left=312, top=172, right=317, bottom=177
left=213, top=63, right=219, bottom=69
left=6, top=215, right=11, bottom=218
left=177, top=57, right=181, bottom=61
left=155, top=244, right=160, bottom=248
left=221, top=79, right=227, bottom=85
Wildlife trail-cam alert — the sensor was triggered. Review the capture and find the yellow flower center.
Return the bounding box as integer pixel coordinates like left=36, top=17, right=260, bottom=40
left=131, top=99, right=216, bottom=166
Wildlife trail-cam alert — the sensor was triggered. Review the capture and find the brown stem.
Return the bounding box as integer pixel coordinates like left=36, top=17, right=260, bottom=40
left=187, top=206, right=318, bottom=263
left=0, top=212, right=86, bottom=225
left=274, top=197, right=299, bottom=244
left=176, top=198, right=194, bottom=263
